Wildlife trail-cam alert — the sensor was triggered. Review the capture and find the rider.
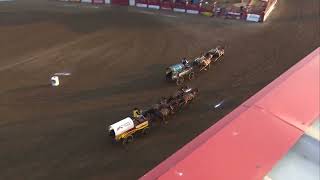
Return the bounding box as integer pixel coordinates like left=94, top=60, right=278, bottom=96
left=133, top=108, right=141, bottom=118
left=181, top=58, right=190, bottom=67
left=133, top=108, right=146, bottom=122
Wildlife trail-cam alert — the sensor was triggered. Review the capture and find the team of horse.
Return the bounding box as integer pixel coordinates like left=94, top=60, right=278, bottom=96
left=142, top=87, right=199, bottom=124
left=166, top=46, right=225, bottom=85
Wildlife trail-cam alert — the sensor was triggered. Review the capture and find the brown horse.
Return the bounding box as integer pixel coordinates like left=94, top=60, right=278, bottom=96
left=180, top=89, right=198, bottom=105
left=144, top=104, right=172, bottom=124
left=158, top=107, right=171, bottom=124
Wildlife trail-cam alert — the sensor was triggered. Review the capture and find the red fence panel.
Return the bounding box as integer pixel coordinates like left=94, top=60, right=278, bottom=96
left=186, top=3, right=200, bottom=14
left=81, top=0, right=92, bottom=3
left=173, top=0, right=186, bottom=12
left=112, top=0, right=129, bottom=5
left=161, top=0, right=173, bottom=10
left=148, top=0, right=161, bottom=9
left=92, top=0, right=104, bottom=4
left=224, top=6, right=245, bottom=20
left=136, top=0, right=148, bottom=7
left=246, top=0, right=268, bottom=22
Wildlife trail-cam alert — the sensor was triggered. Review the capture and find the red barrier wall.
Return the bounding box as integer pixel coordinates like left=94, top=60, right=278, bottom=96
left=93, top=0, right=104, bottom=4
left=136, top=0, right=148, bottom=7
left=173, top=0, right=186, bottom=12
left=161, top=0, right=173, bottom=9
left=112, top=0, right=129, bottom=5
left=148, top=0, right=160, bottom=5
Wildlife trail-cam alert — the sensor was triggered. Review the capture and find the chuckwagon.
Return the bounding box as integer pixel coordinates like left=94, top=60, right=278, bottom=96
left=108, top=87, right=199, bottom=145
left=165, top=63, right=195, bottom=85
left=165, top=46, right=224, bottom=85
left=108, top=117, right=150, bottom=145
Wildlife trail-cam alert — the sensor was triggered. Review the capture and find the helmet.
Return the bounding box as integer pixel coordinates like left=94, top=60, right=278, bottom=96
left=182, top=58, right=189, bottom=65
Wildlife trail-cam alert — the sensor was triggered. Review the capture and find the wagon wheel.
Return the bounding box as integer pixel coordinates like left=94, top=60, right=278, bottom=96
left=165, top=74, right=171, bottom=81
left=122, top=135, right=134, bottom=145
left=142, top=127, right=149, bottom=135
left=219, top=52, right=225, bottom=62
left=111, top=139, right=116, bottom=145
left=127, top=135, right=134, bottom=143
left=188, top=72, right=195, bottom=80
left=121, top=138, right=128, bottom=145
left=207, top=63, right=211, bottom=69
left=176, top=77, right=184, bottom=85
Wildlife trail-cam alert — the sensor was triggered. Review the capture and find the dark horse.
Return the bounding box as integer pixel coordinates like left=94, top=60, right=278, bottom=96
left=143, top=106, right=171, bottom=125
left=143, top=88, right=199, bottom=124
left=171, top=87, right=199, bottom=108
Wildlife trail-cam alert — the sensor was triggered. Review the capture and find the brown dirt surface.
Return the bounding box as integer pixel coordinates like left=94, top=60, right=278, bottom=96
left=0, top=0, right=319, bottom=179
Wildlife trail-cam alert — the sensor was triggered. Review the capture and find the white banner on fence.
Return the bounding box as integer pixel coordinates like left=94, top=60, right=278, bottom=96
left=105, top=0, right=111, bottom=4
left=81, top=0, right=92, bottom=3
left=246, top=14, right=260, bottom=22
left=173, top=8, right=185, bottom=13
left=148, top=5, right=160, bottom=9
left=136, top=3, right=148, bottom=8
left=227, top=12, right=241, bottom=16
left=161, top=7, right=172, bottom=10
left=186, top=9, right=199, bottom=14
left=129, top=0, right=135, bottom=6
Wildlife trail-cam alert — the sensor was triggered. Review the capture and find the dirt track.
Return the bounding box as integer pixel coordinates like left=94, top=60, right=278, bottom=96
left=0, top=0, right=319, bottom=179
